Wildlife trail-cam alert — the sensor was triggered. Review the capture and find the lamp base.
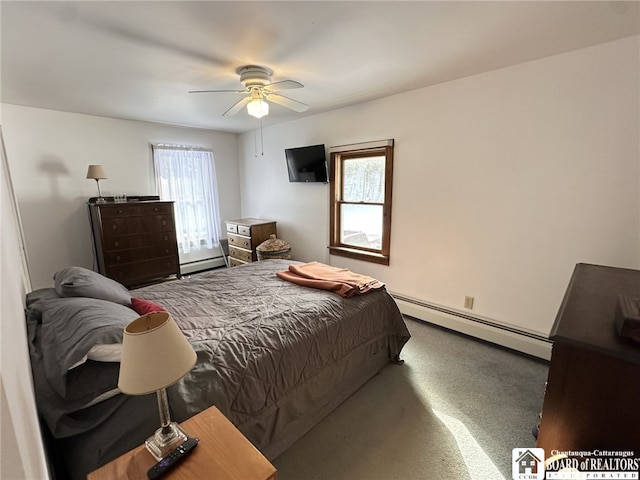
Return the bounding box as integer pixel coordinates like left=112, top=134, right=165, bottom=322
left=145, top=422, right=189, bottom=461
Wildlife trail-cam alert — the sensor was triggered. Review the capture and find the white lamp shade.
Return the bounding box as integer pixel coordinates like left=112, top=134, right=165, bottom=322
left=118, top=312, right=197, bottom=395
left=86, top=164, right=107, bottom=180
left=247, top=98, right=269, bottom=119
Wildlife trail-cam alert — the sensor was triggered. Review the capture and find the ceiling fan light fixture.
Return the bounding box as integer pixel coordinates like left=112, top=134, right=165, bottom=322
left=247, top=98, right=269, bottom=119
left=189, top=64, right=308, bottom=118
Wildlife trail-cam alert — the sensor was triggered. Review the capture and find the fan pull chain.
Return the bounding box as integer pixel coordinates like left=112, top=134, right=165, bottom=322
left=254, top=124, right=258, bottom=157
left=254, top=117, right=264, bottom=157
left=260, top=118, right=264, bottom=156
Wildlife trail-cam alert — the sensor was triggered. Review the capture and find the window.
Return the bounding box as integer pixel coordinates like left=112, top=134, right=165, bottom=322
left=329, top=139, right=394, bottom=265
left=152, top=144, right=222, bottom=255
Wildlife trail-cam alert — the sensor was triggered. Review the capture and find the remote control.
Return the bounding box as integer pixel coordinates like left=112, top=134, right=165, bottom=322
left=147, top=437, right=199, bottom=479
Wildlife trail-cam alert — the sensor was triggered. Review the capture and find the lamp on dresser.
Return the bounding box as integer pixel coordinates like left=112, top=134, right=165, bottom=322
left=118, top=311, right=197, bottom=461
left=86, top=164, right=107, bottom=203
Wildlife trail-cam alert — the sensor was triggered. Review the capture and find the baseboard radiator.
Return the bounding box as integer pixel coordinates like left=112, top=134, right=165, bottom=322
left=391, top=293, right=552, bottom=361
left=180, top=256, right=226, bottom=275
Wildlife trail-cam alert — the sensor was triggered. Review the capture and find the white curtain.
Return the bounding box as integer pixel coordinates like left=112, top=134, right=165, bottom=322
left=152, top=144, right=222, bottom=254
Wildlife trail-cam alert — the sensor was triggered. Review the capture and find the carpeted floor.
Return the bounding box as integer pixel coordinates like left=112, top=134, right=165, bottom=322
left=272, top=317, right=549, bottom=479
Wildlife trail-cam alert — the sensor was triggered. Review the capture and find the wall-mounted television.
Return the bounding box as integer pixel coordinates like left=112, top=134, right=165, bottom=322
left=285, top=144, right=328, bottom=183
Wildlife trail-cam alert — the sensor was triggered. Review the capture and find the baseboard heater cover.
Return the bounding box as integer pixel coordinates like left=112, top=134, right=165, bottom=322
left=391, top=293, right=552, bottom=361
left=180, top=257, right=226, bottom=275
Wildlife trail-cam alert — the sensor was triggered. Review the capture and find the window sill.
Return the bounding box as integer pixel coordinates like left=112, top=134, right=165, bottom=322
left=328, top=246, right=389, bottom=265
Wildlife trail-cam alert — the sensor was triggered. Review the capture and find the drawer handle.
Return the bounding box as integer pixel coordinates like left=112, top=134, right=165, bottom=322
left=117, top=209, right=123, bottom=214
left=162, top=220, right=167, bottom=226
left=165, top=249, right=169, bottom=254
left=116, top=256, right=121, bottom=261
left=164, top=235, right=168, bottom=241
left=114, top=241, right=119, bottom=247
left=112, top=225, right=117, bottom=230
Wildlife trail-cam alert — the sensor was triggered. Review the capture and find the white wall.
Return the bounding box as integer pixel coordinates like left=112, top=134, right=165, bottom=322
left=238, top=36, right=640, bottom=336
left=1, top=106, right=240, bottom=289
left=1, top=125, right=49, bottom=479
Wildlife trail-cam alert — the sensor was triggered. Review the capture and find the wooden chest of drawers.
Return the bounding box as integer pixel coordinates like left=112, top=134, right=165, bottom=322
left=225, top=218, right=277, bottom=267
left=537, top=263, right=640, bottom=452
left=88, top=200, right=180, bottom=287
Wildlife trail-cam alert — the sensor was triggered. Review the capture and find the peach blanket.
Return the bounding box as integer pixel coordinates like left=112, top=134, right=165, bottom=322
left=277, top=261, right=384, bottom=297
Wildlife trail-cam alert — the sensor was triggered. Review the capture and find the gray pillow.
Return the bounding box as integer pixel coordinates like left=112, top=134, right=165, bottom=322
left=54, top=266, right=131, bottom=306
left=27, top=287, right=61, bottom=306
left=25, top=288, right=61, bottom=324
left=39, top=297, right=139, bottom=397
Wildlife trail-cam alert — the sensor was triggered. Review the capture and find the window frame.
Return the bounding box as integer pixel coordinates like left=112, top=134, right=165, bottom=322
left=329, top=141, right=394, bottom=265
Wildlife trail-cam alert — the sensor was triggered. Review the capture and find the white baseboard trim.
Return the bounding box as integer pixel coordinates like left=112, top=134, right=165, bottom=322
left=391, top=293, right=552, bottom=361
left=180, top=257, right=226, bottom=275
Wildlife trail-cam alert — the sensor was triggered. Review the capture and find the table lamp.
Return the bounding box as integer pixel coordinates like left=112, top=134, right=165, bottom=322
left=118, top=312, right=197, bottom=461
left=86, top=164, right=107, bottom=203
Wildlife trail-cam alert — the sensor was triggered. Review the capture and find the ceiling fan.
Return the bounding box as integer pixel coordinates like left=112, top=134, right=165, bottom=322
left=189, top=65, right=309, bottom=119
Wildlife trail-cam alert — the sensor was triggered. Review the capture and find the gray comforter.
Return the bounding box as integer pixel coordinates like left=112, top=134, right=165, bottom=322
left=136, top=260, right=410, bottom=437
left=27, top=259, right=410, bottom=478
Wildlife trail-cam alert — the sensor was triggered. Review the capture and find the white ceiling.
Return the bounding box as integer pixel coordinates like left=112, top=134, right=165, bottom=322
left=2, top=1, right=639, bottom=134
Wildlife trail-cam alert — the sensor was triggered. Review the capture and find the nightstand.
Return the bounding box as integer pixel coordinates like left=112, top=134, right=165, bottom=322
left=87, top=406, right=277, bottom=480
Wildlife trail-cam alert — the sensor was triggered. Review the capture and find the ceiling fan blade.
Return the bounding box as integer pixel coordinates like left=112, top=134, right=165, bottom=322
left=266, top=93, right=309, bottom=113
left=189, top=89, right=246, bottom=94
left=223, top=96, right=251, bottom=116
left=265, top=80, right=303, bottom=91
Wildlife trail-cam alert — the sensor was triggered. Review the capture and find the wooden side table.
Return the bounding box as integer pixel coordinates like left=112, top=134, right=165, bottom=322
left=88, top=406, right=277, bottom=480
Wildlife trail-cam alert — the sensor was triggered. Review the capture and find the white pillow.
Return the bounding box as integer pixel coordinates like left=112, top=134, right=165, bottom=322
left=88, top=343, right=122, bottom=362
left=69, top=344, right=122, bottom=370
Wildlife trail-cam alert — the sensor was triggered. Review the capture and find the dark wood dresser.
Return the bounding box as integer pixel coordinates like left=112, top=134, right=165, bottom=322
left=537, top=263, right=640, bottom=452
left=88, top=197, right=180, bottom=288
left=225, top=218, right=277, bottom=267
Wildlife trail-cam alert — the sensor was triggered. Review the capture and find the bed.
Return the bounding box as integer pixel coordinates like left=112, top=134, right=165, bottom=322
left=26, top=259, right=411, bottom=479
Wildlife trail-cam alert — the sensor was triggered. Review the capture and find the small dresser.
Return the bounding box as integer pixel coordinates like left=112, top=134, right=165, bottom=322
left=88, top=197, right=180, bottom=287
left=225, top=218, right=277, bottom=267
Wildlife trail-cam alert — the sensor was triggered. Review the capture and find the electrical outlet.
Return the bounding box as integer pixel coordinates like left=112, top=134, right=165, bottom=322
left=464, top=296, right=474, bottom=309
